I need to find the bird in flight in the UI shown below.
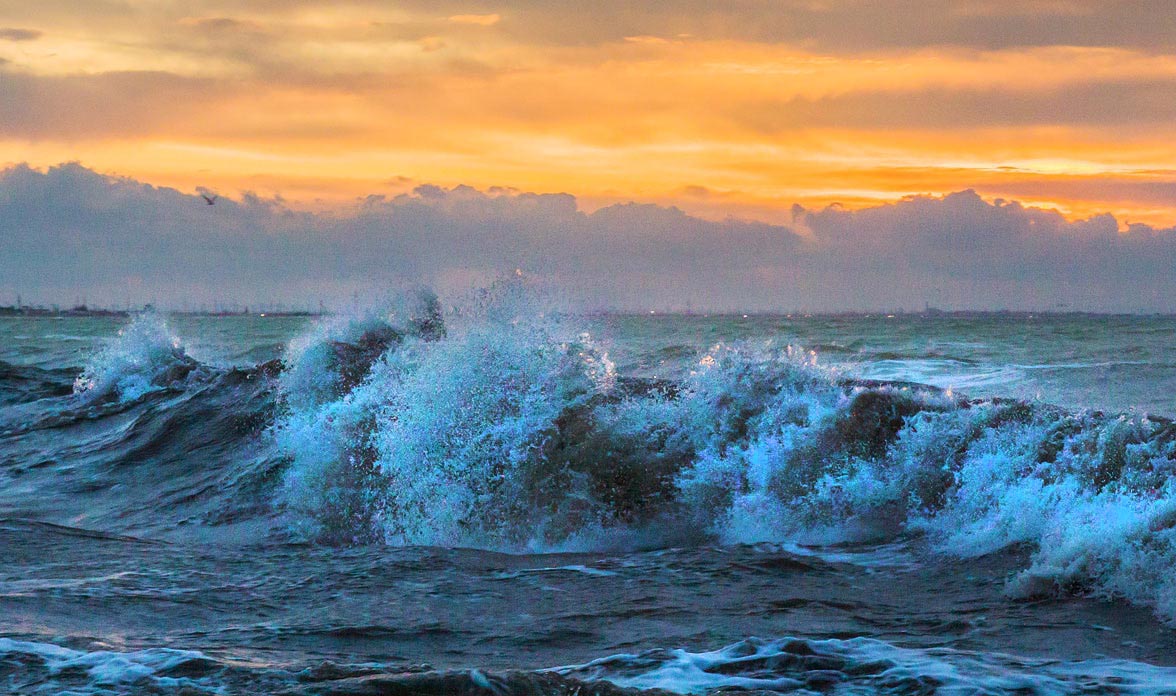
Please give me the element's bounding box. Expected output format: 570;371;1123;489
201;193;218;206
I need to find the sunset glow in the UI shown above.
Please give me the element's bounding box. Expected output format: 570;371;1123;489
3;1;1175;225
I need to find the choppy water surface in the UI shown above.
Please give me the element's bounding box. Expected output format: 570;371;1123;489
3;293;1176;694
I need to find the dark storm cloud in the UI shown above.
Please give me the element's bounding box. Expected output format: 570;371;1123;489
1;164;1174;312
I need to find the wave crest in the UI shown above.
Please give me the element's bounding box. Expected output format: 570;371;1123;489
271;288;1176;622
72;312;202;402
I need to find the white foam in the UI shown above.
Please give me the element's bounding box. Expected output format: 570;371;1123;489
492;564;619;579
0;637;219;694
555;636;1176;695
72;312;195;402
276;282;618;548
273;286;1176;624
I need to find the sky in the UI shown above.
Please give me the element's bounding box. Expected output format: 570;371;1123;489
1;1;1175;310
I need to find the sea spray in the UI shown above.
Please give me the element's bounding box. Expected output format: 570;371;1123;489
271;288;1176;622
274;289;946;550
275;283;622;546
72;311;201;403
11;307;1176;695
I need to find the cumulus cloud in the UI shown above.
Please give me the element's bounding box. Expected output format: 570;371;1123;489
0;163;1174;312
795;191;1176;310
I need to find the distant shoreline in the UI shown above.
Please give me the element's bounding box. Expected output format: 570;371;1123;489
2;306;1173;319
0;306;322;318
598;309;1176;319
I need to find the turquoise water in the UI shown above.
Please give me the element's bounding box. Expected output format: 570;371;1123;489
3;306;1176;695
5;312;1172;416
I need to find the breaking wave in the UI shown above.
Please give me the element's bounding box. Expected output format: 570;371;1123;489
5;286;1176;624
0;311;282;537
271;283;1176;623
72;311;208;403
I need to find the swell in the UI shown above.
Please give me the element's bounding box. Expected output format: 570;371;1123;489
5;634;1176;696
0;360;76;407
269;286;1176;623
0;314;286;539
5;292;1176;624
555;636;1176;695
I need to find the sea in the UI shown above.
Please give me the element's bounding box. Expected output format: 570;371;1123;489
3;286;1176;695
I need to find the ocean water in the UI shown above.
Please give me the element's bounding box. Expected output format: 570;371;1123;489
3;288;1176;695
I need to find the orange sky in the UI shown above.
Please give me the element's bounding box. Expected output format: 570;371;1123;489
2;1;1176;227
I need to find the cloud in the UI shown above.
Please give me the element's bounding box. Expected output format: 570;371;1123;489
986;176;1176;210
178;16;267;36
448;14;500;26
0;164;1174;312
0;27;41;41
0;70;224;139
388;0;1176;52
736;79;1176;132
794;190;1176;310
3;1;1176;222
